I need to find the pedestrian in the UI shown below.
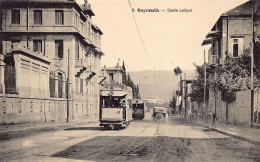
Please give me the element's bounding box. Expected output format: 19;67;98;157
208;111;212;120
212;112;217;127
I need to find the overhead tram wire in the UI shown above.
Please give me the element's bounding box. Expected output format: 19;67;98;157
127;0;154;69
127;0;157;87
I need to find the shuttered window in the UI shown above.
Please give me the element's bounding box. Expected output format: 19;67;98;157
34;10;42;25
11;10;20;24
75;78;78;92
80;79;83;93
55;40;63;58
33;40;42;52
55;10;64;25
233;39;239;58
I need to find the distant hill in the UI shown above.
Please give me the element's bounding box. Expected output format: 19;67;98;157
129;70;195;103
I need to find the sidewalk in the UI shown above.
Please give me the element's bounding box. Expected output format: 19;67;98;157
0;116;99;141
193;119;260;146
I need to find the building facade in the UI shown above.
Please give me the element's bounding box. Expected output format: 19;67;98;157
0;0;104;124
100;62;133;109
202;0;260;124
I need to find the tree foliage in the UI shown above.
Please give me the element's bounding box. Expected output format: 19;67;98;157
190;64;209;104
209;54;258;103
169;94;176;111
174;66;183;76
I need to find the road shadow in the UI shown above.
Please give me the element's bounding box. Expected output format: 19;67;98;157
64;126;105;131
52;135;260;162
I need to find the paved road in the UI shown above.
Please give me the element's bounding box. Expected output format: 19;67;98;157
1;114;260;162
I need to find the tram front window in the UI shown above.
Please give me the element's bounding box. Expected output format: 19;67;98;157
133;104;144;109
102;97;125;108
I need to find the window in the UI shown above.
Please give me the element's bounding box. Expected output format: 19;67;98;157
233;39;239;58
232;38;243;58
34;10;42;25
80;78;83;93
49;72;55;98
109;73;114;81
88;22;91;38
33;40;42;52
55;10;64;25
0;41;2;54
55;40;63;58
58;73;63;98
76;41;79;58
11;40;20;49
75;78;79;92
0;11;2;29
11;10;20;24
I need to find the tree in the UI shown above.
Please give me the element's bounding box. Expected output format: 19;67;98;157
173;66;183;109
190;64;210;104
208;53;258;121
174;66;183;76
169;93;177;112
122;61;127;85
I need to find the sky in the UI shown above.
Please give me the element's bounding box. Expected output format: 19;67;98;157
76;0;249;71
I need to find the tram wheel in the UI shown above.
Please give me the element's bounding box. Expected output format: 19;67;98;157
155;113;164;121
109;124;114;130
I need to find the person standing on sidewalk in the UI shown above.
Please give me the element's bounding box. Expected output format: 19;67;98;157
212;112;217;127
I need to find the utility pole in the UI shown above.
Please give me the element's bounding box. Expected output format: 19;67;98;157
67;49;70;123
251;0;255;126
184;71;187;119
204;50;207;120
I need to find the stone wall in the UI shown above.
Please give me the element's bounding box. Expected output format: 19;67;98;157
0;94;93;124
208;89;251;125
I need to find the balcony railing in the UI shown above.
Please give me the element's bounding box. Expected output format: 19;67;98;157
211;55;219;65
75;59;87;68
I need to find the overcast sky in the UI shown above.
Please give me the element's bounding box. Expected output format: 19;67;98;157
76;0;248;71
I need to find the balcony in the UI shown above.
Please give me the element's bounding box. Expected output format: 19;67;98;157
211;55;218;65
75;59;87;68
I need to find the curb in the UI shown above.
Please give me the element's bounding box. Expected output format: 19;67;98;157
193;120;260;146
0;119;99;133
210;127;260;146
0;119;99;141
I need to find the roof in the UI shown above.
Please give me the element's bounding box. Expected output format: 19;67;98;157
0;0;87;21
92;24;103;34
209;0;254;32
102;66;124;72
222;0;252;16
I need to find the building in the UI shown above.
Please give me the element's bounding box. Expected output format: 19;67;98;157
180;78;194;117
202;0;260;124
0;0;104;124
100;62;133;108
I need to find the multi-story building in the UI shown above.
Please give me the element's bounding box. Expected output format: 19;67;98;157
202;0;260;124
180;78;194;117
204;0;260;68
0;0;104;124
100;62;133;108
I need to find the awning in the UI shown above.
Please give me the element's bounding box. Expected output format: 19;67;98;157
206;31;221;38
201;38;212;46
101;90;128;97
98;75;106;84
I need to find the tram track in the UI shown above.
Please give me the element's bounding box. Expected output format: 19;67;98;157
108;124;160;162
66;124;160;162
0;127;119;161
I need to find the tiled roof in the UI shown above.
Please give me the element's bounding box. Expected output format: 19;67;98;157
222;0;252;16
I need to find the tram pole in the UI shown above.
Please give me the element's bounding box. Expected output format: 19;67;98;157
250;0;255;126
67;49;70;123
204;50;207;121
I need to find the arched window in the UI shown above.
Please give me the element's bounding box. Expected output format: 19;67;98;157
58;73;63;98
49;71;55;98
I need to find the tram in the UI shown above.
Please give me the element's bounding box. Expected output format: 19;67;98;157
99;87;133;129
132;99;146;120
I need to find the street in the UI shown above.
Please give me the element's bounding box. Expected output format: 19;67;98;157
1;114;260;162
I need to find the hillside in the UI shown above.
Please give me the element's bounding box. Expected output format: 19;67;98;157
129;70;195;103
